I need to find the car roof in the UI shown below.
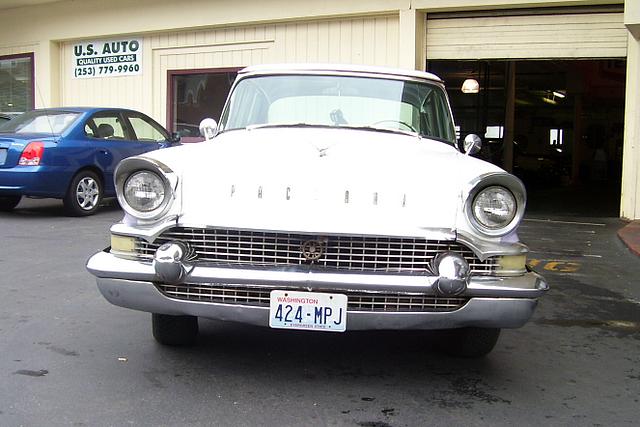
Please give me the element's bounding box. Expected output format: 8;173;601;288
27;107;143;114
239;63;444;83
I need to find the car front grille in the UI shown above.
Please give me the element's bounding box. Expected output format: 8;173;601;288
154;283;469;312
135;227;497;274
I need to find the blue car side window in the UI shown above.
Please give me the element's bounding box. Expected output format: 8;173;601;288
127;114;169;142
85;116;127;140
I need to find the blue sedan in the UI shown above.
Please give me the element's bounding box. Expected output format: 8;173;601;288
0;107;179;215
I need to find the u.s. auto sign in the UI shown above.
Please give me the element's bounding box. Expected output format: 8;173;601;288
72;39;142;79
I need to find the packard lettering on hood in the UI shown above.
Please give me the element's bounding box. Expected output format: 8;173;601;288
86;64;548;358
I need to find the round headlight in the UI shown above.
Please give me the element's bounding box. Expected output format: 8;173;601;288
472;186;517;230
123;170;166;213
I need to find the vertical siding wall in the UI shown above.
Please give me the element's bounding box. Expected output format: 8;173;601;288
61;15;399;125
426;12;627;59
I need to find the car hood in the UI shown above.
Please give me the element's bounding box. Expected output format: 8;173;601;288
147;127;504;237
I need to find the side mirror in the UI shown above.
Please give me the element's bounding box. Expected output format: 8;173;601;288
169;132;182;144
462;134;482;156
199;118;218;141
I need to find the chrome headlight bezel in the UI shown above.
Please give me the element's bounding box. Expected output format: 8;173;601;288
115;157;176;221
464;173;526;237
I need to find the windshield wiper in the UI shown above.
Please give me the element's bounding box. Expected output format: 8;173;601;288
245;123;315;131
240;123;448;142
339;125;421;138
343;125;459;146
245;123;420;136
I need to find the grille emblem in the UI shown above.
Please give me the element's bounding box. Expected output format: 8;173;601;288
301;240;324;261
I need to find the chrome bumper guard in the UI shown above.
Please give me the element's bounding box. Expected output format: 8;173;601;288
87;249;548;330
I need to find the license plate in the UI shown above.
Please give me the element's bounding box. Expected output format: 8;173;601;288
0;149;6;165
269;290;347;332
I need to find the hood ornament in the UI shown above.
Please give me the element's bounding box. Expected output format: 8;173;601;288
311;142;333;158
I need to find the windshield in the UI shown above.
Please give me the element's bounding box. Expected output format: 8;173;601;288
219;74;457;143
0;110;81;135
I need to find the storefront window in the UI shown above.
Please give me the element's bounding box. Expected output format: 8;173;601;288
0;53;33;113
169;70;237;142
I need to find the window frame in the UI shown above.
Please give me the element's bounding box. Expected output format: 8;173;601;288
84;111;133;141
219;74;457;144
0;52;35;113
166;67;241;138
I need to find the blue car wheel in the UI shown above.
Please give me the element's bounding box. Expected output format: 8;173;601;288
0;195;21;212
63;170;103;216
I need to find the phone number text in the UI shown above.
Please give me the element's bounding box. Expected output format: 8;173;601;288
74;64;140;77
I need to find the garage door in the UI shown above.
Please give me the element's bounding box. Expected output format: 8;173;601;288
426;10;627;60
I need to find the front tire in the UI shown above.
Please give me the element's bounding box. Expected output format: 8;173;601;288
438;327;501;358
63;170;103;216
0;195;21;211
152;314;199;346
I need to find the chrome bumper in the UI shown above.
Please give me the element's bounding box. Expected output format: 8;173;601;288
87;249;548;330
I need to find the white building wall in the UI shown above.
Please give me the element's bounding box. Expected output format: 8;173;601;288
0;43;38;57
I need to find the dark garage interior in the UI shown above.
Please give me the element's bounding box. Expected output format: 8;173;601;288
428;59;626;217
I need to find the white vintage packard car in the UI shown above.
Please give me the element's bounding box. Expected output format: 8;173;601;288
87;64;548;357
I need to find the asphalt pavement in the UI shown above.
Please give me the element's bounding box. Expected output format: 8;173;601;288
0;198;638;426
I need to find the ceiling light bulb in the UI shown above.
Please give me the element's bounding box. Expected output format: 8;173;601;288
461;79;480;94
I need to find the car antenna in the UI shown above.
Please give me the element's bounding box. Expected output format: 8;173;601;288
34;78;57;136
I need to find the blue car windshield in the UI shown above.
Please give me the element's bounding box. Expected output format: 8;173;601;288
0;110;81;135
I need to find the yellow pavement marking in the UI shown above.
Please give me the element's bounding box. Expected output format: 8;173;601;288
528;259;581;273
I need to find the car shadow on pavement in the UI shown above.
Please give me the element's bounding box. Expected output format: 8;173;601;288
147;320;517;411
3;197;121;217
169;319;505;374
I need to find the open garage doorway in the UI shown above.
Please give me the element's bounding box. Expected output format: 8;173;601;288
428;59;626;217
